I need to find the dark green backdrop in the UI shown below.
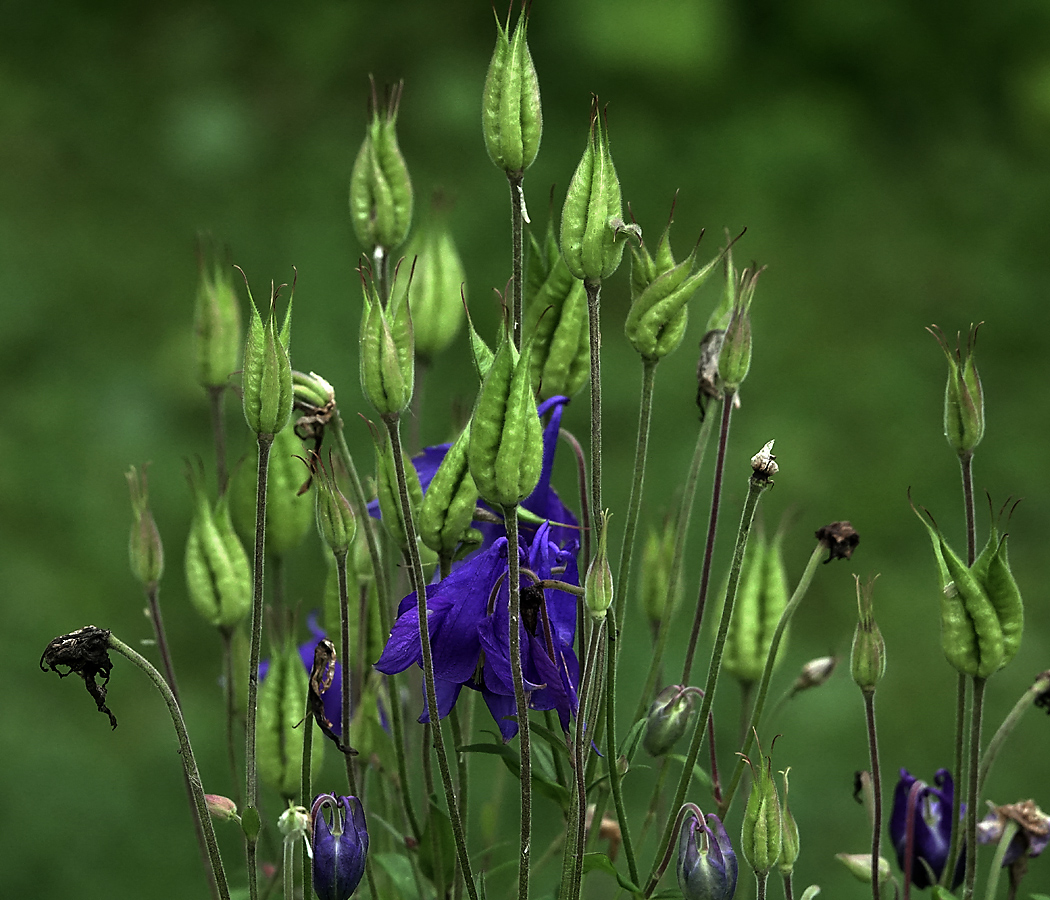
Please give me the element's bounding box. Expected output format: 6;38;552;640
5;1;1050;897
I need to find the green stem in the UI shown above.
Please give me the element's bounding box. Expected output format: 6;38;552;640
509;173;525;351
614;357;658;629
221;628;243;808
645;471;772;896
783;871;795;900
756;870;768;900
718;542;826;819
283;833;295;900
245;432;274;900
963;676;986;900
983;820;1019;900
633;406;717;725
584;279;603;520
108;634;230;900
384;414;479;900
334;549;353;780
864;691;883;900
301;701;313;900
681;390;735;683
604;610;640;887
978;670;1050;796
502;504;532;900
943;673;969;889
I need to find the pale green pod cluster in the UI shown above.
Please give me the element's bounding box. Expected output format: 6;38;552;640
231;425;314;558
242;277;293;438
723;525;790;685
417;425;480;559
914;502;1024;678
360;263;414;417
626;221;720;362
405;214;466;363
482;4;542;175
560;98;640;284
193;240;241;390
184;467;251;631
467;339;544;509
524;217;589;399
741;739;783;877
257;638;323;798
350;80;413;253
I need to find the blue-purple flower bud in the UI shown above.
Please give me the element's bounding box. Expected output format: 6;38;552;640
677;806;739;900
311;793;369;900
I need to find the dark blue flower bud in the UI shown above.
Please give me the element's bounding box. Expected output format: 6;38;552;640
677;806;739;900
311;793;369;900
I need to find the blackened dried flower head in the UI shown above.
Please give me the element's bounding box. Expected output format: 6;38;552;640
1034;671;1050;715
40;626;117;728
815;521;859;563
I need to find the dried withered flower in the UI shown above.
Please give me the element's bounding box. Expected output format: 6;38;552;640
40;626;117;728
815;521;859;563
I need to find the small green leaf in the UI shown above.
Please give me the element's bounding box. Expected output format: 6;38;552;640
419;799;456;896
582;852;641;893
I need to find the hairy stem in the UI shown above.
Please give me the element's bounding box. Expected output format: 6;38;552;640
864;691;883;900
963;676;986;900
978;670;1050;795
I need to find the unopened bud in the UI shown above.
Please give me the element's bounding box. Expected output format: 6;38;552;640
193;239;241;390
585;512;614;620
741;735;782;876
126;465;164;587
836;853;891;885
791;656;838;694
928;323;984;458
851;576;886;693
241;273;293;438
205;794;240;823
778;770;800;875
314;456;356;557
643;685;697;757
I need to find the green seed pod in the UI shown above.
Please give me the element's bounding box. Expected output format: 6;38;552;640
314;458;356;558
481;3;542;175
971;509;1024;669
641;513;682;631
257;638;323;798
642;685;696;757
585;512;614;620
418;425;479;558
375;430;424;552
193;240;241;390
404;211;466;363
719;263;762;394
929;323;984;458
559;97;641;284
466;302;496;382
468;338;544;508
359;263;415;417
741;737;783;877
349;79;413;253
625;219;721;361
126;465;164;588
723;524;790;685
184;467;251;631
242;275;293;438
523;216;589;399
778;770;800;875
231;425;314;558
850;575;887;694
913;502;1012;678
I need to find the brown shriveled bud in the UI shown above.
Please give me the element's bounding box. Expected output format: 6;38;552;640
815;521;859;563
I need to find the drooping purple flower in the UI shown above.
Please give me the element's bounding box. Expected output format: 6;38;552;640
889;768;965;889
977;799;1050;868
311;793;368;900
375;520;580;740
677;807;738;900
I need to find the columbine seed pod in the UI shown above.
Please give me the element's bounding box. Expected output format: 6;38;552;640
184;467;251;631
242;275;293;437
257;638;323;797
625;217;720;362
314;457;356;558
851;575;887;693
585;511;614;620
126;465;164;588
741;737;783;877
404;210;466;362
194;240;241;390
468;338;544;508
641;514;682;631
349;80;413;254
559;97;641;284
417;425;479;558
481;2;542;175
374;430;423;552
928;323;984;458
723;523;790;685
914;501;1024;678
643;685;697;757
778;770;800;875
523;215;589;399
359;263;414;417
719;263;763;394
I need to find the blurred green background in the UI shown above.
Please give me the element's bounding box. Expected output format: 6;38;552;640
5;0;1050;897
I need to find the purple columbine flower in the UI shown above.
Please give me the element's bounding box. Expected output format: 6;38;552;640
889;767;965;889
977;800;1050;867
374;520;580;740
310;793;368;900
677;807;738;900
